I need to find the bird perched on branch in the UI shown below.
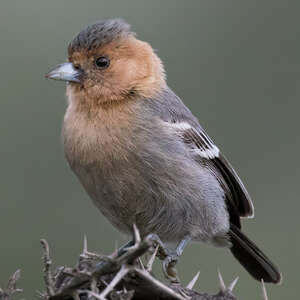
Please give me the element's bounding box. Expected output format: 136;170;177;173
46;19;281;284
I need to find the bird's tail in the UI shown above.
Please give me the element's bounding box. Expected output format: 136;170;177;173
229;224;282;284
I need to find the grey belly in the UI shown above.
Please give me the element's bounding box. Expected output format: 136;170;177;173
71;150;230;245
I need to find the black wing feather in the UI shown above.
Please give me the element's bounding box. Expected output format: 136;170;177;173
179;125;254;220
213;154;254;218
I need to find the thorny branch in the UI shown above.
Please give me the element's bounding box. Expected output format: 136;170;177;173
0;228;272;300
36;229;247;300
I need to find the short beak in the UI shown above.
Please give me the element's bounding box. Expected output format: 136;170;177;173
45;62;82;83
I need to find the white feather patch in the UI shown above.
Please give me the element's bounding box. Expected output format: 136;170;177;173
170;121;192;131
170;121;220;159
191;144;220;159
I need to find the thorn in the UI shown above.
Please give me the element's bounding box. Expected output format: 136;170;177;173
86;290;106;300
146;245;159;272
186;271;200;290
99;265;129;299
83;235;87;254
11;269;21;282
217;269;226;292
138;257;145;271
133;223;141;245
36;290;47;299
114;240;119;253
134;268;186;300
228;276;239;292
91;276;99;293
178;289;191;299
72;291;81;300
261;279;269;300
80;236;103;260
100;279;108;287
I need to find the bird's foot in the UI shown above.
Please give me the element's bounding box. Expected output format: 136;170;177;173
163;253;180;283
116;240;135;257
147;234;182;283
147;234;169;259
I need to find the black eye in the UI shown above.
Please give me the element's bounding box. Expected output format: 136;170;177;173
95;56;110;69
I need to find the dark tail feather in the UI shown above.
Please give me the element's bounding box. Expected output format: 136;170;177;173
229;224;282;284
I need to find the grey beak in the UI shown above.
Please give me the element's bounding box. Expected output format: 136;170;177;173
45;62;82;83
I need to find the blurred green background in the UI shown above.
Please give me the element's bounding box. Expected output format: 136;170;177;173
0;0;299;299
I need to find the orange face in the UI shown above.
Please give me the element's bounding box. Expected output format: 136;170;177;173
67;36;166;105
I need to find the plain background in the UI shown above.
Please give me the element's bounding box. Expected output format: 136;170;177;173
0;1;299;299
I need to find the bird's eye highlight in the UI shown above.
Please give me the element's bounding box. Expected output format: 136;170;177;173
95;56;110;69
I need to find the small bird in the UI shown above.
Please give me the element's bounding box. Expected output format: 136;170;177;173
46;19;281;284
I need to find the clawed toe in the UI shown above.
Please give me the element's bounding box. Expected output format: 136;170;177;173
163;255;180;283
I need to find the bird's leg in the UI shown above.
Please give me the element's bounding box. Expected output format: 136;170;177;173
148;234;169;259
148;234;191;283
94;239;135;270
116;239;135;257
162;236;191;283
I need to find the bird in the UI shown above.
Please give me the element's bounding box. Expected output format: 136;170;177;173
46;18;281;284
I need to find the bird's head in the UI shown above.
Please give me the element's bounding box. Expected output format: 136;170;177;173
46;19;166;107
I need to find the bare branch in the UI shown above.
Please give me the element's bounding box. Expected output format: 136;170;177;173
40;239;55;296
99;265;129;299
0;270;23;300
134;268;187;300
146;245;158;272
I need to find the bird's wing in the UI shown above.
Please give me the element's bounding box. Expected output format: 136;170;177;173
148;88;254;223
168;120;254;221
151;88;280;282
